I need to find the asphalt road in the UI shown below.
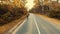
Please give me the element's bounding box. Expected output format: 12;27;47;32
12;13;60;34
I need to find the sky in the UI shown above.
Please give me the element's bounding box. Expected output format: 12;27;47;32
25;0;35;11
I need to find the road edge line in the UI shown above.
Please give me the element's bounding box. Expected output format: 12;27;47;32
11;18;27;34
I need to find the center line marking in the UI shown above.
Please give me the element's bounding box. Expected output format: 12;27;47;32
31;14;41;34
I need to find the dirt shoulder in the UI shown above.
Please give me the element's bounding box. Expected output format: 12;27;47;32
0;14;27;34
36;14;60;26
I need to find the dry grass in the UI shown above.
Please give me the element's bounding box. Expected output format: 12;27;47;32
0;15;26;34
36;14;60;25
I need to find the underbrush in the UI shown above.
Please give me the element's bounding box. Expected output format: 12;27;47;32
30;5;60;19
0;4;27;26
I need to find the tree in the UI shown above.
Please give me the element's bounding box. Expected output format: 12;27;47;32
57;0;59;3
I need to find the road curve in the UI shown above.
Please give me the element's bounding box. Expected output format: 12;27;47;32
12;13;60;34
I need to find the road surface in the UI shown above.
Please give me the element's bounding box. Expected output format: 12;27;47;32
12;13;60;34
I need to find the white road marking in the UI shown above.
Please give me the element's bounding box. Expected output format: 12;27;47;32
12;19;27;34
31;14;41;34
10;13;41;34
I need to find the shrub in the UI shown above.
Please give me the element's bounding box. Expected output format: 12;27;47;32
0;3;27;25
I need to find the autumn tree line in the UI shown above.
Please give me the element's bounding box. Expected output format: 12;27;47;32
30;0;60;19
0;1;27;25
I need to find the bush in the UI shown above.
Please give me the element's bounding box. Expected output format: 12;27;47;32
48;10;60;19
0;4;9;15
0;3;27;25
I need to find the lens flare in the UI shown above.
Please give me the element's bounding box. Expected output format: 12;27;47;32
25;0;35;11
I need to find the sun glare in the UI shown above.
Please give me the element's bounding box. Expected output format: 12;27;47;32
25;0;35;11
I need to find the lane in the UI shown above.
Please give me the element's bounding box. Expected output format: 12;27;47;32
12;13;60;34
33;14;60;34
31;14;41;34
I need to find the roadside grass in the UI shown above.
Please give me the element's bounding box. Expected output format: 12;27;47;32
36;13;60;25
0;13;28;34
